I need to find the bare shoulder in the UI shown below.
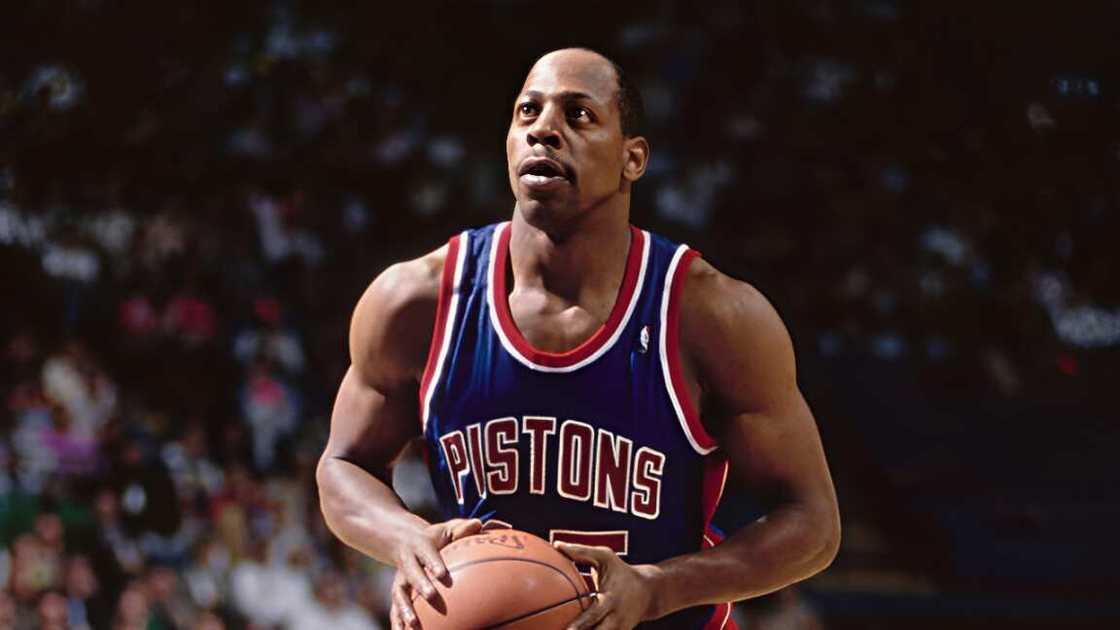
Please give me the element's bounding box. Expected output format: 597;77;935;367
679;257;797;411
349;244;449;391
681;257;790;350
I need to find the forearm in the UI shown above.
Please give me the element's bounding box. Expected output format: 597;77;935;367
316;455;431;566
643;503;840;620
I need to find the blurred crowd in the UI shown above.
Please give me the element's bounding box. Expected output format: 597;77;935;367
1;1;1117;628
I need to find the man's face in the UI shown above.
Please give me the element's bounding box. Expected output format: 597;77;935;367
506;50;630;229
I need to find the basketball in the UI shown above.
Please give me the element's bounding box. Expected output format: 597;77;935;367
412;529;593;629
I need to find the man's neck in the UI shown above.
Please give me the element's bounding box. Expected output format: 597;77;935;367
507;205;632;306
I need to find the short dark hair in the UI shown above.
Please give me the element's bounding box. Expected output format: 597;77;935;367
586;52;649;138
602;54;645;138
538;48;646;138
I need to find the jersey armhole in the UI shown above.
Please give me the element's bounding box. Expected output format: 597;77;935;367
659;246;719;455
419;231;469;431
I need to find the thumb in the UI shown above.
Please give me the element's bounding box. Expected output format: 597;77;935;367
446;518;483;542
553;541;613;566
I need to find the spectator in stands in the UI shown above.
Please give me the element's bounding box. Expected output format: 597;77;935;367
285;570;379;630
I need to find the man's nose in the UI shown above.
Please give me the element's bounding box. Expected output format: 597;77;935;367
527;109;562;149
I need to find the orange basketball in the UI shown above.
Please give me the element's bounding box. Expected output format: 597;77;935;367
412;529;593;629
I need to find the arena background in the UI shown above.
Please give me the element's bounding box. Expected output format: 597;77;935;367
1;1;1117;628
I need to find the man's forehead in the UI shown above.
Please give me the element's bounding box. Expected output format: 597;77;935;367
520;49;617;102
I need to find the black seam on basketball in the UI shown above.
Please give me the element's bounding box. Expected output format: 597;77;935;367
407;556;588;605
484;592;596;629
446;556;586;599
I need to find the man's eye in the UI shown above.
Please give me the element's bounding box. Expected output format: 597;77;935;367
519;103;539;116
568;106;592;121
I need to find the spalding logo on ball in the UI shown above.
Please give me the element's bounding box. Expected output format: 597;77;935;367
411;529;594;629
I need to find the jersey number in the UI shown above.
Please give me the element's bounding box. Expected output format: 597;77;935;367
549;529;630;591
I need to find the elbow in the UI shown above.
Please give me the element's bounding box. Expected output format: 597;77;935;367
315;455;343;532
315;453;332;503
808;504;841;575
821;514;842;570
315;452;332;491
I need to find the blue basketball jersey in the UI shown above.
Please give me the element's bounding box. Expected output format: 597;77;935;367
420;221;734;629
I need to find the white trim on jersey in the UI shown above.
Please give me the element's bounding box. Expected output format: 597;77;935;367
421;230;469;431
486;222;652;373
659;245;719;456
716;603;732;629
716;458;730;505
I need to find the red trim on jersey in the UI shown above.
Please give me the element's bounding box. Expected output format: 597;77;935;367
704;601;736;630
665;249;719;451
701;453;730;531
490;224;645;368
701;451;733;627
418;235;461;420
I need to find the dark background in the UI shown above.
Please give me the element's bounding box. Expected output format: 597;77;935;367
1;1;1117;628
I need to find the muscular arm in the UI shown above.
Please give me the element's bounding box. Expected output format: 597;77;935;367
317;251;442;563
317;248;484;629
559;258;840;628
645;258;841;617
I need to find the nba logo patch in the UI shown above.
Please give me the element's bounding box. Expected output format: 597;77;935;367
638;325;651;354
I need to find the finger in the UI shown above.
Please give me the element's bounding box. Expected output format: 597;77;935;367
481;519;513;531
392;602;413;630
554;541;615;566
430;518;473;548
392;582;419;629
589;616;620;630
392;573;418;630
401;553;438;603
390;599;400;630
389;573;402;630
565;593;611;630
415;542;450;583
597;616;623;630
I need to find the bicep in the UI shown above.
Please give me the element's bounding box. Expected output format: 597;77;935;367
717;316;831;507
323;366;420;479
719;391;834;512
322;258;440;477
689;271;836;512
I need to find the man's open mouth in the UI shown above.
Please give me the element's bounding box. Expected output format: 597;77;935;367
519;157;571;181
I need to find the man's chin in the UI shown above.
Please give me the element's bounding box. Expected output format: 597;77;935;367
515;198;582;233
517;192;571;212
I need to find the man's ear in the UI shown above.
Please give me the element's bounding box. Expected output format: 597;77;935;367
622;135;650;183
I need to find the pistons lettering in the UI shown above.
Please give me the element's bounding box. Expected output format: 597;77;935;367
484;417;518;495
439;416;665;519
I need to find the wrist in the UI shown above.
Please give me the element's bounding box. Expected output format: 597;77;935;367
389;513;433;553
634;563;669;622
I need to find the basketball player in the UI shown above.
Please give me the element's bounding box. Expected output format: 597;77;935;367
318;48;840;629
